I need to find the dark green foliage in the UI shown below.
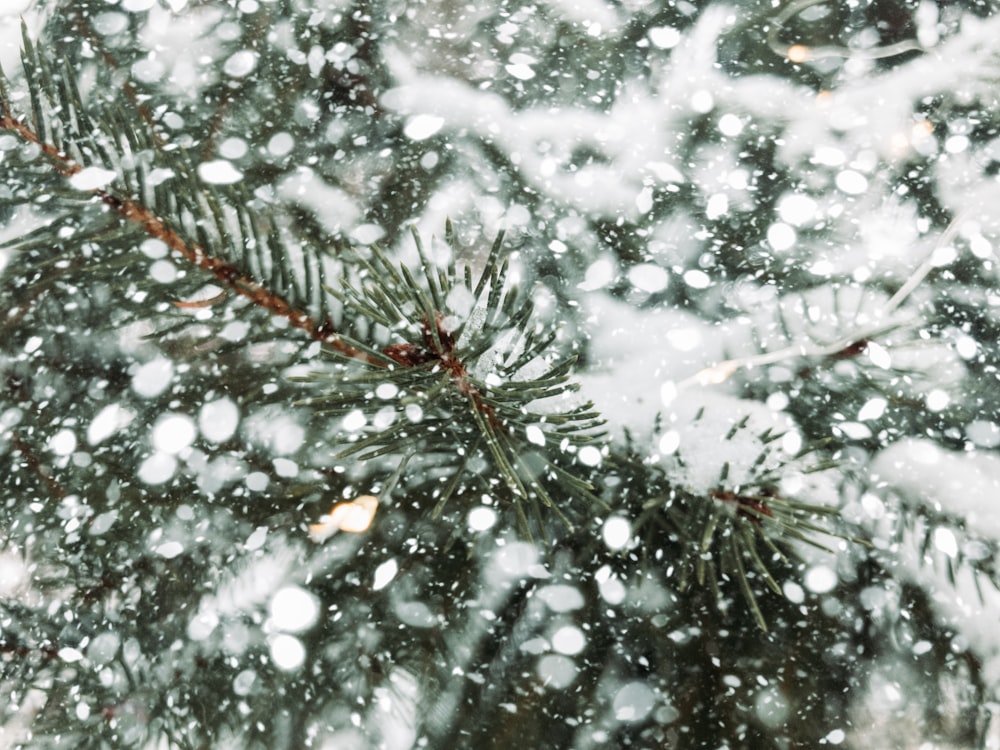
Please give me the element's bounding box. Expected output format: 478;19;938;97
1;1;998;748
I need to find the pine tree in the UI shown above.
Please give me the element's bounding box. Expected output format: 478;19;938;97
2;1;1000;748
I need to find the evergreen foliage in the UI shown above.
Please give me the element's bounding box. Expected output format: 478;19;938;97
2;1;1000;748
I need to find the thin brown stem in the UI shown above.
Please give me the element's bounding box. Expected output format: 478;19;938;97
0;106;378;365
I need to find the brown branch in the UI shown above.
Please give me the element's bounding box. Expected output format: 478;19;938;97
0;105;378;365
1;98;509;437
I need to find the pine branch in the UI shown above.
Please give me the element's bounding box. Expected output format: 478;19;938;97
1;31;606;539
0;74;369;365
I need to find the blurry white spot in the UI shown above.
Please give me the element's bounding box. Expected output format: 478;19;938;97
493;541;539;577
813;146;845;166
727;168;749;190
351;223;385;244
781;430;801;455
223;50;258;78
267;132;294;157
133;57;165;83
139;238;170;260
87;631;120;665
648;26;681;48
809;260;834;276
969;235;992;259
246;472;269;491
87;404;135;445
837;422;871;440
660;381;678;406
690;90;714;113
860;492;885;519
804;565;837;594
754;685;790;729
579;257;616;290
151;413;196;454
718;114;743;137
505;63;535;80
578;445;602;467
149;259;176;283
926;389;949;412
421;151;439;169
148;168;175;186
782;581;804;603
823;729;846;745
666;327;702;351
122;0;155;10
777;194;817;226
536;654;577;689
945;135;968;153
198;160;243;185
155;541;184;559
269;586;320;632
273;458;298;477
48;428;77;456
373;559;399;591
602;516;631;551
551;625;585;655
58;647;84;663
199;398;239;443
598;572;626;605
446;285;475;317
538;585;585;612
468;506;497;532
955;335;977;360
766;222;796;252
520;637;549;655
405;403;423;422
767;392;789;410
658;430;680;456
395;600;436;628
705;193;728;220
526;424;546;446
0;553;27;597
373;406;396;429
647;161;685;183
233;669;257;696
91;12;127;34
342;409;367;432
24;335;42;353
614;681;656;723
244;526;267;551
857;397;887;422
931;244;957;267
866;342;891;369
683;269;711;289
933;527;958;558
628;263;669;293
220;321;250;342
69;166;117;190
635;186;654;215
138;452;176;484
90;510;118;535
913;640;932;655
188;610;219;641
376;383;399;399
269;633;305;671
966;420;1000;448
219;137;248;159
404;114;444;141
835;170;868;195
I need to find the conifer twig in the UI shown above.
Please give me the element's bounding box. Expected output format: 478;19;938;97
0;97;377;365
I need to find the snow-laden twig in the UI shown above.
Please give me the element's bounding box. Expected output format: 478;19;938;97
679;213;965;390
